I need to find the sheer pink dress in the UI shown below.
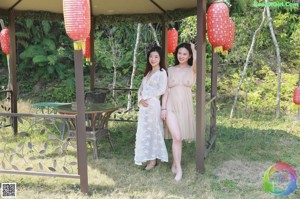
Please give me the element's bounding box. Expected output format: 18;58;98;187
165;66;196;141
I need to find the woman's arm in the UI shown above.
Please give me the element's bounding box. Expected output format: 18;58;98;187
160;86;168;120
191;43;197;74
138;80;148;107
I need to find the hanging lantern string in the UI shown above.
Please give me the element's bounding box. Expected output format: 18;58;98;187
6;55;9;65
0;19;4;29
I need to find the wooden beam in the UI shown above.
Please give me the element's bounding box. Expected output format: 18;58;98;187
74;48;88;194
195;0;206;173
0;170;80;179
0;9;8;17
8;10;18;135
90;16;95;91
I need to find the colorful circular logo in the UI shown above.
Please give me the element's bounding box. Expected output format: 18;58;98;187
263;162;298;196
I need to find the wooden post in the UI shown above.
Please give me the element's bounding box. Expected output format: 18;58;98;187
74;49;88;194
8;10;18;135
90;16;95;91
195;0;206;173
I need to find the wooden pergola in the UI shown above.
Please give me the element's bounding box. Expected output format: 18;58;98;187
0;0;215;194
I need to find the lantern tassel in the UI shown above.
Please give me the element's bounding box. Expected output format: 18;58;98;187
167;53;173;58
6;54;9;65
214;46;223;53
73;41;85;50
221;50;228;56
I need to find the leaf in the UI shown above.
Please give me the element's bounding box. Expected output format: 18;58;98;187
20;132;30;137
42;21;51;35
62;142;68;151
48;134;57;140
0;150;5;154
40;129;46;135
9;148;16;153
33;55;48;64
29;156;36;160
18;142;25;148
12;165;18;170
17;117;23;124
39;150;46;155
2;136;7;142
63;166;69;174
9;155;13;163
39;162;43;170
2;161;6;169
28;142;33;150
44;142;48;150
25;167;33;171
69;161;77;166
53;160;57;168
48;167;56;172
16;153;23;158
54;147;61;154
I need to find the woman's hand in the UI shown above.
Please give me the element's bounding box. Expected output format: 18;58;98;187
139;99;149;107
160;109;167;120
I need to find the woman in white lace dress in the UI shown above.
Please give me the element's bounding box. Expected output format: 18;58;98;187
134;46;168;170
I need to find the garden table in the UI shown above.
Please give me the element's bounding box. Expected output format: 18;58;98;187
31;102;71;139
56;103;119;159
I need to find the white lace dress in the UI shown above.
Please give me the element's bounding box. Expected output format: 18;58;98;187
134;69;168;165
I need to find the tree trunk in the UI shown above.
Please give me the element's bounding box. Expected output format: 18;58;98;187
110;39;117;98
266;0;282;119
149;23;160;46
230;7;266;118
127;23;141;110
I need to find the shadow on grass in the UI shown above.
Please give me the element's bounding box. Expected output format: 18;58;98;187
2;117;299;198
85;119;300;197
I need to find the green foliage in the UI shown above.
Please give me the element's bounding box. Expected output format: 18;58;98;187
16;19;74;83
218;64;299;114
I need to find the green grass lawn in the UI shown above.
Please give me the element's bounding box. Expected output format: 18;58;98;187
0;102;300;198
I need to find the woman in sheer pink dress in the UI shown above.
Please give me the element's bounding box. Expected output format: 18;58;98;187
161;43;196;181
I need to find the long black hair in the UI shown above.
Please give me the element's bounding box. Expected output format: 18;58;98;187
144;46;167;77
174;43;193;66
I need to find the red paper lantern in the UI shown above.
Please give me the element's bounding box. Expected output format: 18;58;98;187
0;28;10;55
167;28;178;54
63;0;91;42
207;2;229;53
82;35;90;61
222;18;235;56
293;87;300;104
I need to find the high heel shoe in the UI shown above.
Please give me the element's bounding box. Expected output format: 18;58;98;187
144;162;157;170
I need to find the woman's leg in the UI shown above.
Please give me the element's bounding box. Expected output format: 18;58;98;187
166;111;182;181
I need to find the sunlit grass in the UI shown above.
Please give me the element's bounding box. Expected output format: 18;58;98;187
0;100;299;198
